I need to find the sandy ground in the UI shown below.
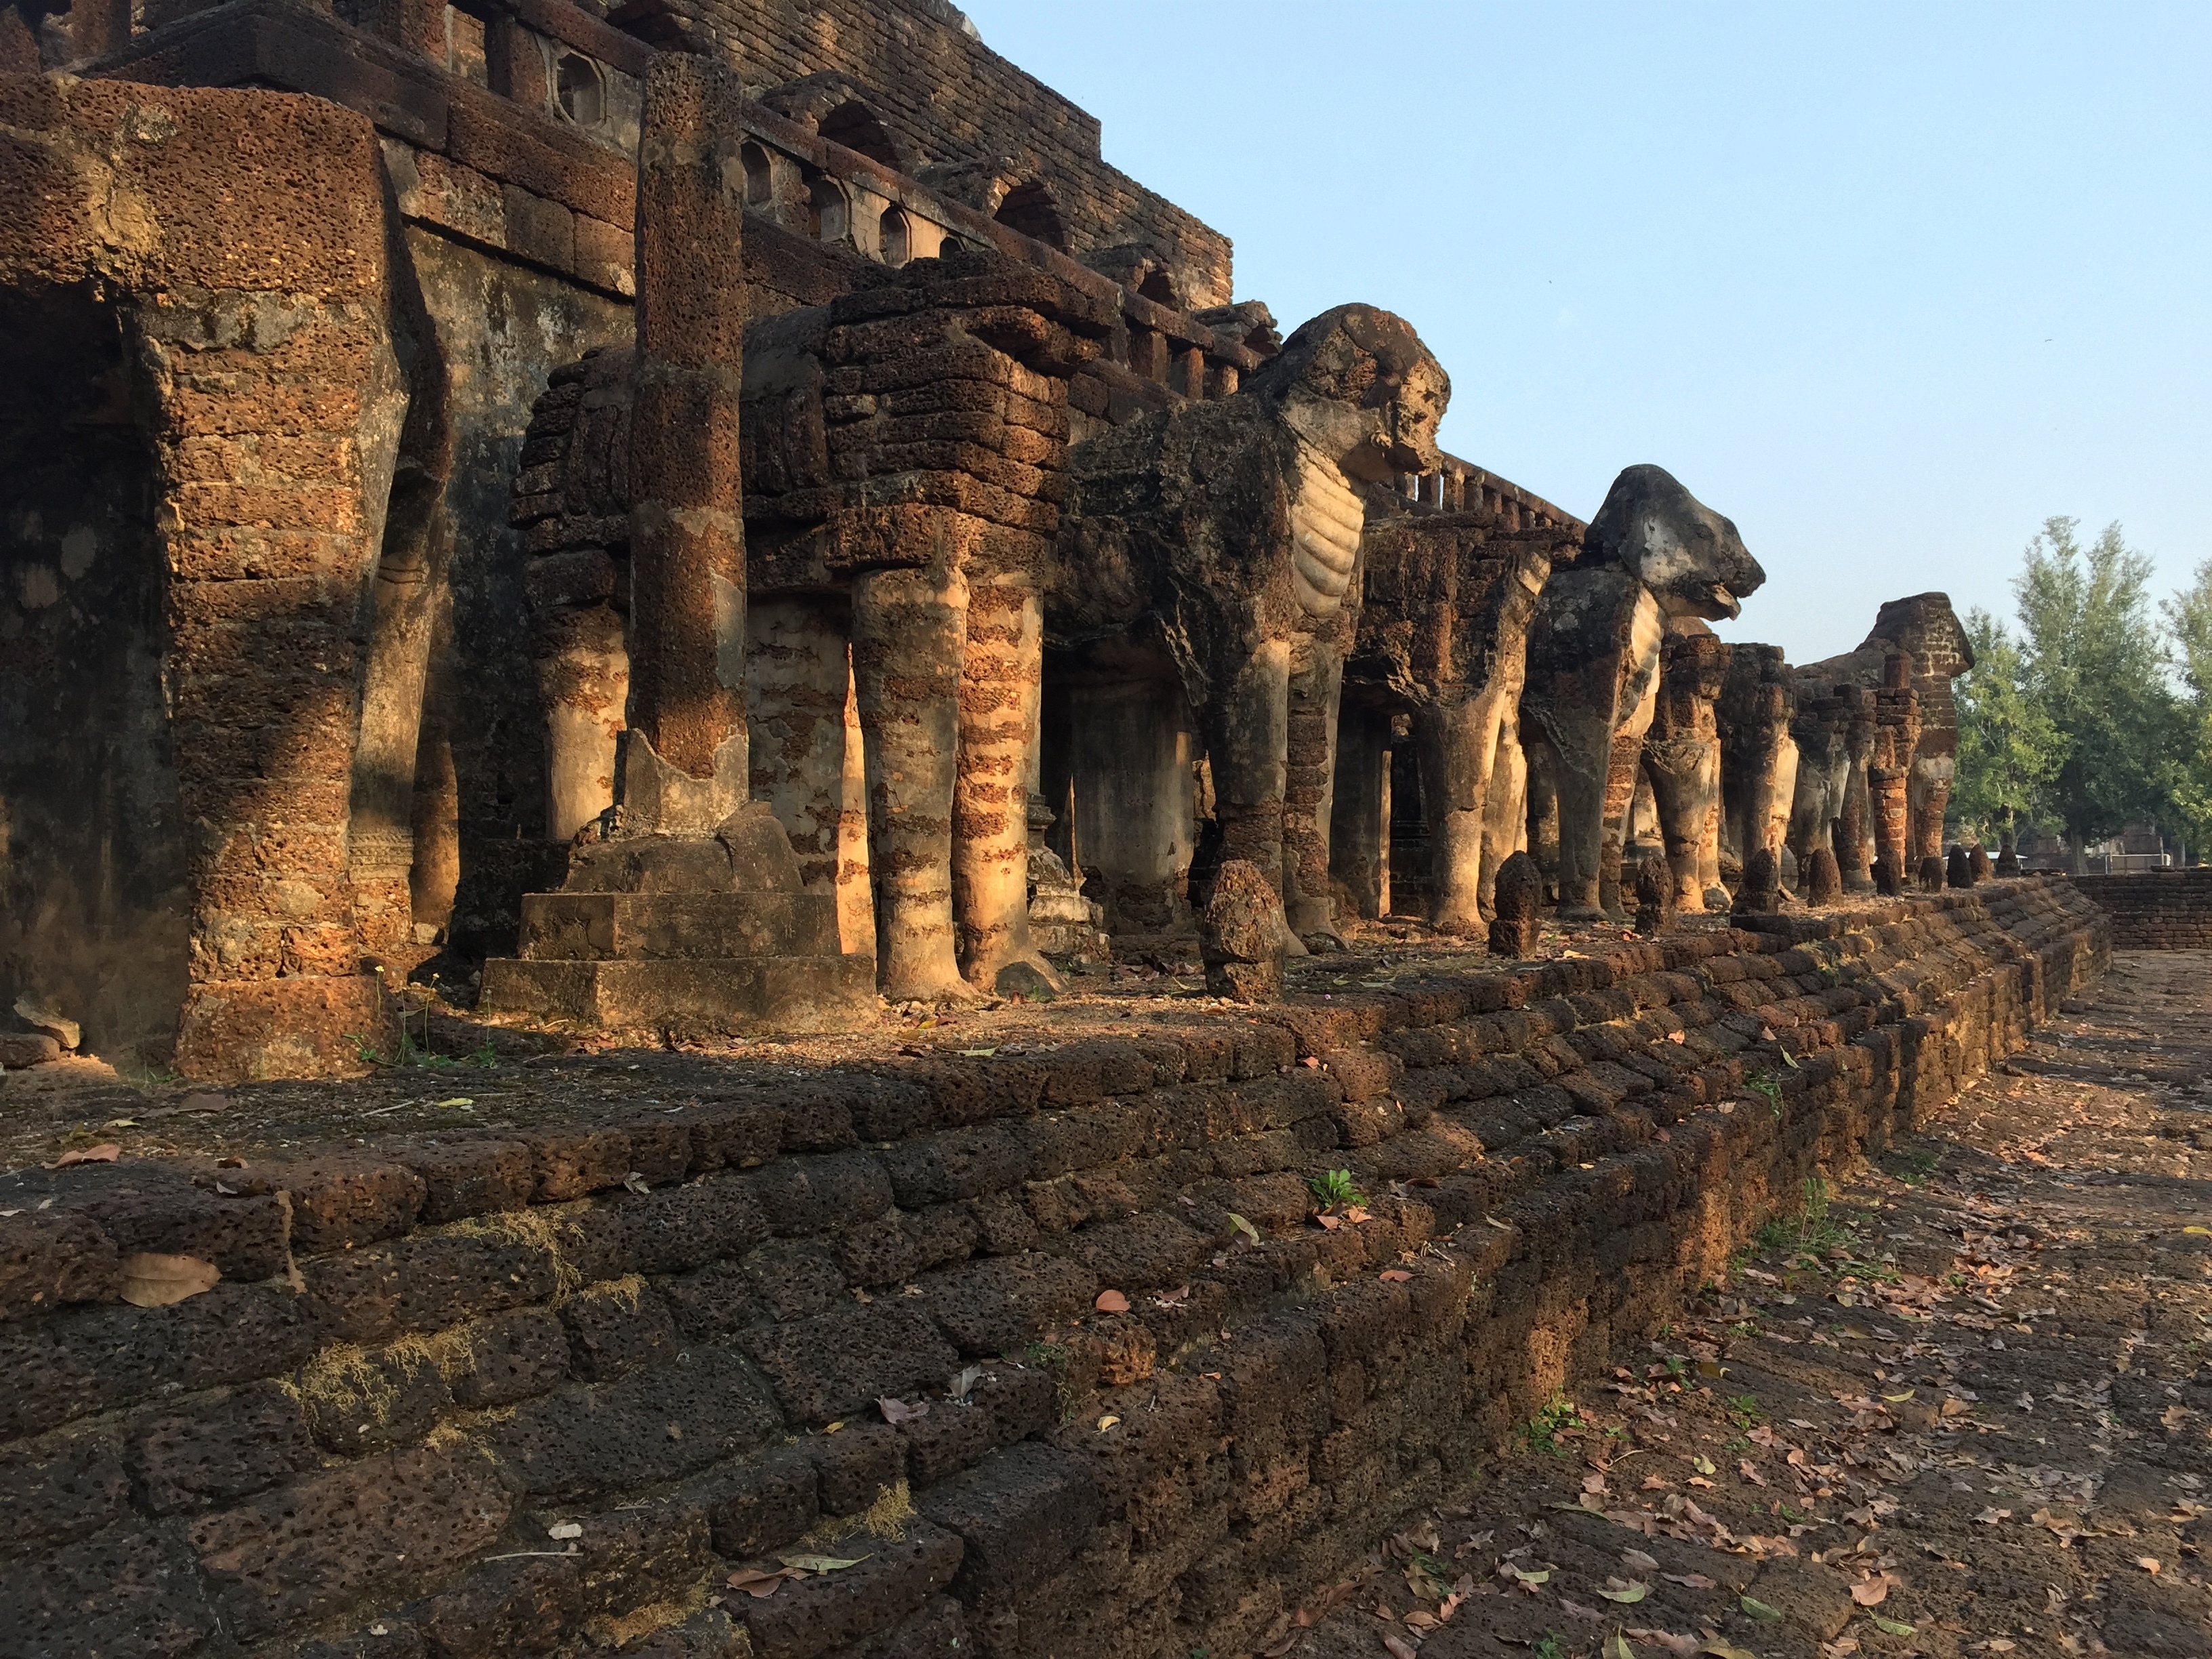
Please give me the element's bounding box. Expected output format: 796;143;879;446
1269;949;2212;1659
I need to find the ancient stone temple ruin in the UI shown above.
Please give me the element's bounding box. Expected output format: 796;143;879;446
0;5;2130;1658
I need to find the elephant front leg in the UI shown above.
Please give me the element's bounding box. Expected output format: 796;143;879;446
1204;637;1298;947
1643;735;1719;912
1418;685;1503;935
1479;701;1528;920
1541;709;1613;920
954;574;1060;994
1282;640;1343;942
853;562;976;1002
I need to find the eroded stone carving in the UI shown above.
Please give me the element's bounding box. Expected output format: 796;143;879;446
1343;512;1568;930
1522;466;1765;919
1053;304;1448;945
1642;628;1729;912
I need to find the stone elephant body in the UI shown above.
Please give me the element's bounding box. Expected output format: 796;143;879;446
1521;465;1765;919
1052;304;1448;944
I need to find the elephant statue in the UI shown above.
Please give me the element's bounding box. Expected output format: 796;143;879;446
1521;465;1765;920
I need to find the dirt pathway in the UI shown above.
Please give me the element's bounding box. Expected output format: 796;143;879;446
1273;950;2212;1659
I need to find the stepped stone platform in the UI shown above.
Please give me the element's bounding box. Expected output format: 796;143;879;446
479;806;876;1036
0;878;2106;1659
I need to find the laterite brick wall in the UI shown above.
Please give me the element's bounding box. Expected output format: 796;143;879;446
0;879;2106;1659
2070;869;2212;949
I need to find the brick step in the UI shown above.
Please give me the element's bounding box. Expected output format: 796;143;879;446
514;889;842;961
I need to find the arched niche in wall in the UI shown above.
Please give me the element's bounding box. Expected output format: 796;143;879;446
741;140;773;207
554;50;605;129
818;100;903;170
804;170;849;244
993;180;1067;251
880;204;912;266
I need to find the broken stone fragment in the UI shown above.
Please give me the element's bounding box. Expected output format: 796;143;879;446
1802;846;1843;907
1487;851;1542;958
1733;846;1782;916
12;996;79;1050
1200;860;1286;1002
0;1031;64;1068
1633;852;1673;937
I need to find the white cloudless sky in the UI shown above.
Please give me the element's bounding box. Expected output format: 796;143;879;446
958;1;2212;665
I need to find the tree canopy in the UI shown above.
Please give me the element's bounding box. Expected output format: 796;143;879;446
1949;517;2204;865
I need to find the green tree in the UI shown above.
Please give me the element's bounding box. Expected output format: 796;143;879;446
1949;607;2060;855
2160;556;2212;859
2010;517;2175;870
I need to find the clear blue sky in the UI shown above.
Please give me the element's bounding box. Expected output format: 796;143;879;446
961;1;2211;665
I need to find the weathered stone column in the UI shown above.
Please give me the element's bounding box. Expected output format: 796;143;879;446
478;56;872;1036
853;545;972;1001
617;54;749;834
955;565;1052;991
746;593;851;897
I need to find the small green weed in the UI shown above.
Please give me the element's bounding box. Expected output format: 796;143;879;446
1881;1145;1942;1187
1727;1393;1764;1429
1755;1176;1851;1263
1309;1168;1366;1212
1744;1071;1784;1120
1534;1637;1566;1659
1521;1391;1581;1456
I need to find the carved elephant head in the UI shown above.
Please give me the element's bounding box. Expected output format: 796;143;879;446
1587;464;1765;621
1245;302;1449;483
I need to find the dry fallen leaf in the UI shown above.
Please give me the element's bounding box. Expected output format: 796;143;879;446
1976;1507;2011;1524
1664;1572;1717;1590
1094;1289;1131;1313
1850;1576;1890;1607
725;1567;796;1598
1379;1269;1413;1283
1598;1579;1649;1603
1740;1593;1784;1620
1382;1635;1418;1659
1097;1414;1120;1431
119;1252;219;1308
779;1553;868;1573
546;1521;582;1540
2136;1557;2162;1575
877;1395;927;1425
52;1143;121;1169
1622;1549;1660;1572
1868;1614;1916;1636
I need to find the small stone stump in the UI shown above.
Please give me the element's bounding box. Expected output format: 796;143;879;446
1200;860;1286;1002
1946;844;1972;888
1733;846;1782;916
1488;851;1543;957
1802;846;1843;907
1633;852;1673;937
1995;844;2021;878
1971;844;1995;883
1873;856;1904;897
1918;854;1947;893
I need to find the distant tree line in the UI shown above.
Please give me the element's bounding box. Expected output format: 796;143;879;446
1949;516;2212;869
